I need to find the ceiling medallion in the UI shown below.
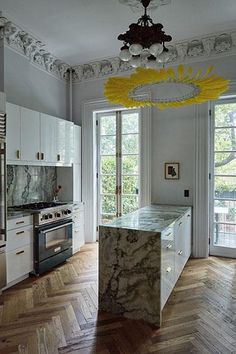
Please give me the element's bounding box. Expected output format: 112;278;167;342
104;65;229;109
118;0;172;68
119;0;171;12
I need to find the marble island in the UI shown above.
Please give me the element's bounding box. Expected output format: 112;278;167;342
99;204;192;327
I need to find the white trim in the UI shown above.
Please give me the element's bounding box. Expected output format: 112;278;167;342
82;96;151;243
193;103;209;258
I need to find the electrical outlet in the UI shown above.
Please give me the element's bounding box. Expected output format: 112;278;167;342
184;190;189;197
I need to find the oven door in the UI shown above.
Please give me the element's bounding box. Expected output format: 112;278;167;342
36;219;73;262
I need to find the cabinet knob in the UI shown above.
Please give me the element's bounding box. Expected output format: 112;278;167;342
178;250;183;255
166;267;172;273
179;221;182;226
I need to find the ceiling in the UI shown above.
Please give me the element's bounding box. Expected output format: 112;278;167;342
0;0;236;65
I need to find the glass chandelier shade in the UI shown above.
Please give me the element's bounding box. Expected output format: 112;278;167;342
118;0;172;68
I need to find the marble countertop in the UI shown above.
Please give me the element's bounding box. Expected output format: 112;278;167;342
7;211;33;220
101;204;191;233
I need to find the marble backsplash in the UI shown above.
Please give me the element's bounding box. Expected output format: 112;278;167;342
7;165;57;206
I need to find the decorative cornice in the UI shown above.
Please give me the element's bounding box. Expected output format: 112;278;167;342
72;30;236;83
0;16;70;81
118;0;171;12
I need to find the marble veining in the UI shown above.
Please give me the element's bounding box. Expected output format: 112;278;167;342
99;204;191;326
105;204;190;232
7;165;57;206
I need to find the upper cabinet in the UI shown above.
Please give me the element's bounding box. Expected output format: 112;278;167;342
6;103;75;166
74;125;81;164
6;103;21;161
21;107;40;162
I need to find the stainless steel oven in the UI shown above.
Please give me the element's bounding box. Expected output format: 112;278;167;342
34;219;73;275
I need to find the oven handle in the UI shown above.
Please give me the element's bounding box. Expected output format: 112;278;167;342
40;221;73;234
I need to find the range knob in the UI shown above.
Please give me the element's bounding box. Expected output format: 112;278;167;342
44;214;49;220
56;212;61;218
63;210;68;215
67;210;72;214
48;213;53;219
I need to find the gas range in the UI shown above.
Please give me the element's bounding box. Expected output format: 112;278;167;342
8;201;73;226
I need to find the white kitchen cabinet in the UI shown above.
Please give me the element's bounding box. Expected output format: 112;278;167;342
21;107;40;162
6;102;74;166
74;125;81;164
161;208;192;309
6;103;21;161
6;215;33;286
72;203;85;254
40;113;57;163
56;119;74;165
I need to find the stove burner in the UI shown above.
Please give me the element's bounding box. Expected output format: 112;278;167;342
10;201;67;210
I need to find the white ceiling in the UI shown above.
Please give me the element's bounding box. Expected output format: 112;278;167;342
0;0;236;65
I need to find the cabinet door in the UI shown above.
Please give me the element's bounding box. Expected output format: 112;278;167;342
56;118;66;164
73;163;81;202
40;113;57;163
21;107;40;162
6;103;21;161
74;125;81;164
7;244;33;284
65;121;74;165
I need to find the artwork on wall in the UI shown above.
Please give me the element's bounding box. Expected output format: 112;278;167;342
165;163;179;180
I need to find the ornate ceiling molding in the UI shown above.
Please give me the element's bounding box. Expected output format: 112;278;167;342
0;16;70;81
72;30;236;83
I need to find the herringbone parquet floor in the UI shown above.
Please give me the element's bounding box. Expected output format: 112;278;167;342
0;243;236;354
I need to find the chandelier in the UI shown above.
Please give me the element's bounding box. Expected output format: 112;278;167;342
118;0;172;68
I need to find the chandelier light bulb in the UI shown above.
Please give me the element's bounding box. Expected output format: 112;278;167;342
157;50;170;63
119;45;132;61
129;43;143;56
130;55;142;68
149;43;163;57
146;55;157;69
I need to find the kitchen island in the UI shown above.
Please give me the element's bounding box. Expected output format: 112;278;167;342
99;204;191;327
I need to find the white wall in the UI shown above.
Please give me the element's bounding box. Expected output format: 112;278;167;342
73;55;236;254
4;47;69;119
0;40;4;92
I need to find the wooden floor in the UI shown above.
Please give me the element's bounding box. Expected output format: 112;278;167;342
0;244;236;354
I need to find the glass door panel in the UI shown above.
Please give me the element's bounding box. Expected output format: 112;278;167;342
210;101;236;257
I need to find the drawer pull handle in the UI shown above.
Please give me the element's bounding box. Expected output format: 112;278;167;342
16;150;20;159
41;152;44;160
16;231;25;235
166;232;172;237
16;221;25;225
179;221;182;226
178;250;183;255
166;244;172;249
166;267;172;273
16;250;24;255
57;154;60;161
187;214;191;217
37;152;40;160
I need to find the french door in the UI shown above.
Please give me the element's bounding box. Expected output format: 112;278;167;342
97;109;140;225
210;99;236;257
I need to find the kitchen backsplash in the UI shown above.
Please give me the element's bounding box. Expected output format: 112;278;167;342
7;165;57;206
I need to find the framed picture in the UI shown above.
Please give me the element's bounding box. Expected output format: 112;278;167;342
165;162;180;180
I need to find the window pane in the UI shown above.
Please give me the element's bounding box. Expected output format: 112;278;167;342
215;176;236;199
215;104;236;127
101;175;116;194
122;196;139;214
214;223;236;248
122;155;139;174
214;128;236;151
122;176;139;195
122;112;139;134
101;156;116;174
214;199;236;223
100;136;116;155
215;153;236;175
122;134;139;154
101;195;116;215
100;115;116;135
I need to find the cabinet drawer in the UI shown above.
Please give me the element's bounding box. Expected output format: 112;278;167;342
7;244;33;284
7;225;33;252
7;215;33;231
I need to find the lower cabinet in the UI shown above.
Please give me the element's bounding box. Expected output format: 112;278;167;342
72;204;85;254
161;208;191;309
6;216;33;285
